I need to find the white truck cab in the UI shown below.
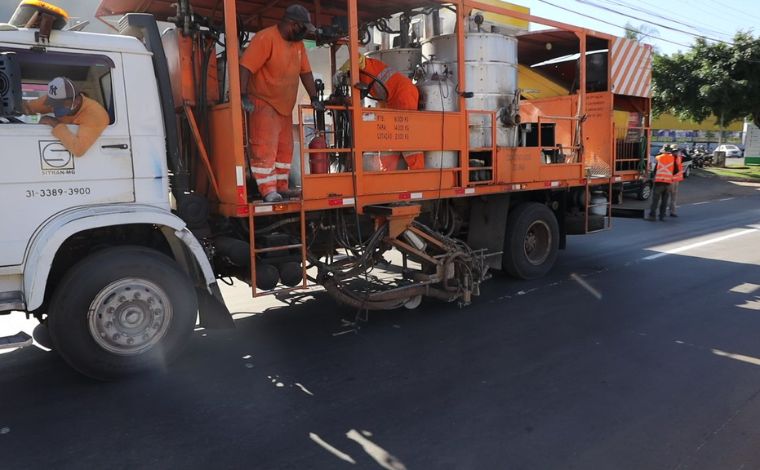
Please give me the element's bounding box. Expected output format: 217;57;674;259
0;15;231;379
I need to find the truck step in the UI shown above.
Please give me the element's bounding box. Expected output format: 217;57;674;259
0;291;24;312
0;332;33;350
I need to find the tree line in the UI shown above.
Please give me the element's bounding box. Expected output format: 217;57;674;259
632;23;760;132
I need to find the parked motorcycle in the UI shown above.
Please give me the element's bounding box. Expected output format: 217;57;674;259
691;145;709;168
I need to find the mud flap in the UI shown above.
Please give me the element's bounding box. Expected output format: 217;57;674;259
197;284;234;329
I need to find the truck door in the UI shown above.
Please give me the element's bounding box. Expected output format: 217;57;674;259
0;47;134;267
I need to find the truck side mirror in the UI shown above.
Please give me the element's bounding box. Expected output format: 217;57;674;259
0;52;22;117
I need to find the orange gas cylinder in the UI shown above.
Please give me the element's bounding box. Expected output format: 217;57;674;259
308;133;329;174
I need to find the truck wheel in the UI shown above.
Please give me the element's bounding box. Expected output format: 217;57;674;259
502;203;560;280
47;246;198;380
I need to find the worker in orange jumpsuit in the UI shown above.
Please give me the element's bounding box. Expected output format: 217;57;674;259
337;55;424;170
22;76;109;157
240;4;322;203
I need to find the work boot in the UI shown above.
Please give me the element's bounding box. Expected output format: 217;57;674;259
670;213;679;217
263;191;283;203
647;213;656;221
279;188;302;200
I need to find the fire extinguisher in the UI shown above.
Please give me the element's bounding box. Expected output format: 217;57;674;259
308;79;329;174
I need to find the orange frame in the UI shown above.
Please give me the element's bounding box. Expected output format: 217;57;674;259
204;0;645;222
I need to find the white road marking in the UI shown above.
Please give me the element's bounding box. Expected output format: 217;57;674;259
570;273;603;300
295;383;314;396
692;201;711;205
346;429;407;470
643;228;759;261
309;433;356;464
712;348;760;367
719;197;735;202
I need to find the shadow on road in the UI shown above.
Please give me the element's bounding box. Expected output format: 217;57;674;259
3;212;760;469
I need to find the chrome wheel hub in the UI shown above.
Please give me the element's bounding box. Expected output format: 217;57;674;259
88;278;172;355
524;220;551;266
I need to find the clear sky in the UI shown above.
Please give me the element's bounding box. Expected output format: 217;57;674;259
1;0;757;56
517;0;759;55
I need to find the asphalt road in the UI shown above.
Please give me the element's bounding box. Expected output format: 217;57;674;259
2;180;760;469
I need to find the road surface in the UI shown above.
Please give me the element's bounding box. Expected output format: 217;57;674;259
2;182;760;469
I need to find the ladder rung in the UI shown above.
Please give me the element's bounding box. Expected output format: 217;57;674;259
254;243;303;254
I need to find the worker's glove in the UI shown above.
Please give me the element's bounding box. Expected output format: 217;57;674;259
241;95;254;113
311;98;326;113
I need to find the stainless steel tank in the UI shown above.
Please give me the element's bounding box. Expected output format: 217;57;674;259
367;48;422;78
421;32;518;64
421;32;519;148
418;62;458;112
417;61;459;168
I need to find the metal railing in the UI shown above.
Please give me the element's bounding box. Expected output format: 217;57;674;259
614;126;650;173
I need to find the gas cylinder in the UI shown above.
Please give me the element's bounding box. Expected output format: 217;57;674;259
308;133;328;174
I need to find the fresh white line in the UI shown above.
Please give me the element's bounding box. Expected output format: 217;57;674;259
692;201;711;205
643;228;758;261
295;383;314;396
719;197;735;202
309;433;356;464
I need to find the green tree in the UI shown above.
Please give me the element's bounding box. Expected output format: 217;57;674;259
652;32;760;143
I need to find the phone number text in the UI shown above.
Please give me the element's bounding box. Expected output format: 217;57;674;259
25;187;92;198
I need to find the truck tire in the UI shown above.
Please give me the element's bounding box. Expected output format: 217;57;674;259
47;246;198;380
502;203;560;280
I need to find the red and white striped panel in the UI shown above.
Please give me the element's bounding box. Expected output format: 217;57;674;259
610;37;653;98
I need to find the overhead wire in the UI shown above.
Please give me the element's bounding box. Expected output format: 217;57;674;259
592;0;733;40
637;0;748;37
536;0;695;50
635;0;742;36
709;0;760;24
573;0;735;45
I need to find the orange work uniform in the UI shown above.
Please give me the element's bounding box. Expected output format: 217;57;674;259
240;25;311;197
26;95;109;157
672;154;684;182
360;57;423;170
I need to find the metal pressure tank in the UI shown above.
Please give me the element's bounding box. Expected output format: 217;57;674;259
421;32;519;148
417;61;459;168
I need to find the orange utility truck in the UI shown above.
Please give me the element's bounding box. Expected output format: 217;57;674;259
0;0;651;378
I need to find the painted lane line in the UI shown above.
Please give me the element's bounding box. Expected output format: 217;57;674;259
643;228;758;261
570;273;602;300
719;197;735;202
712;348;760;367
309;433;356;464
692;201;711;205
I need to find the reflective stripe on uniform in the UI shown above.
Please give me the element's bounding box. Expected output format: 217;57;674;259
251;166;274;174
372;65;397;100
255;174;278;185
274;162;291;170
655;154;675;184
